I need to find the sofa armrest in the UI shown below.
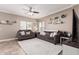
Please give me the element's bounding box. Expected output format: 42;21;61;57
53;34;60;44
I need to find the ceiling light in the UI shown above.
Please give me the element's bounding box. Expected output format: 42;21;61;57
27;12;34;15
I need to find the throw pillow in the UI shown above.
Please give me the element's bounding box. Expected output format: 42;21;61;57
26;32;30;35
20;31;25;35
50;32;57;37
68;33;71;37
40;32;46;35
50;33;54;37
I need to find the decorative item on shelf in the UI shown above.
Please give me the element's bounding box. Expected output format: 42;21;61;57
61;14;66;18
0;20;16;25
55;16;59;19
0;20;7;24
48;14;66;24
48;18;52;24
6;20;9;24
52;16;64;24
61;21;64;24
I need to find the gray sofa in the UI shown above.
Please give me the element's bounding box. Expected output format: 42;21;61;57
37;31;60;44
37;31;69;44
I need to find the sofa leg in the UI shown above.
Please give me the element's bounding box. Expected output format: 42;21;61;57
54;43;56;45
18;39;23;41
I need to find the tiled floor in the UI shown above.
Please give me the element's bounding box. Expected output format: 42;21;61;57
0;40;25;55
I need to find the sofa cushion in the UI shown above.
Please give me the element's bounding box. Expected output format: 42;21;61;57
68;33;71;37
26;32;30;35
63;32;71;37
50;32;57;37
20;31;25;35
40;32;46;35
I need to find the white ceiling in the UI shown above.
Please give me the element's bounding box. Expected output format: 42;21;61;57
0;4;75;19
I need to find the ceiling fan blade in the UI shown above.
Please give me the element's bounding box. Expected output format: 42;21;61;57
33;11;39;13
23;5;39;15
23;8;29;11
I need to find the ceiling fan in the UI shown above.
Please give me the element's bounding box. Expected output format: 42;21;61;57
23;6;39;15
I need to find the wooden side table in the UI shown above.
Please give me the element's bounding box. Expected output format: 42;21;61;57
60;37;72;45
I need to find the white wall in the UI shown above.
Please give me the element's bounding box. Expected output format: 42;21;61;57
0;12;36;40
41;8;73;33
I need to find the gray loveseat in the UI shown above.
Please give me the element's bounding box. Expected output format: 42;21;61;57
16;30;35;41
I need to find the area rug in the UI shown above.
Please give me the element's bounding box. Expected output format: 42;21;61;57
18;38;62;55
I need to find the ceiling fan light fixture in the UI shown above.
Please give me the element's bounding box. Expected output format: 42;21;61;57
23;6;39;16
27;12;34;15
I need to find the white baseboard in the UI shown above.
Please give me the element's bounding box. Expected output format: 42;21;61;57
0;38;16;42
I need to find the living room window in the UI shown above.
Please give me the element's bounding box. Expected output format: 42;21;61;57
26;22;32;30
20;21;32;30
39;21;45;32
20;21;27;30
20;21;45;31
